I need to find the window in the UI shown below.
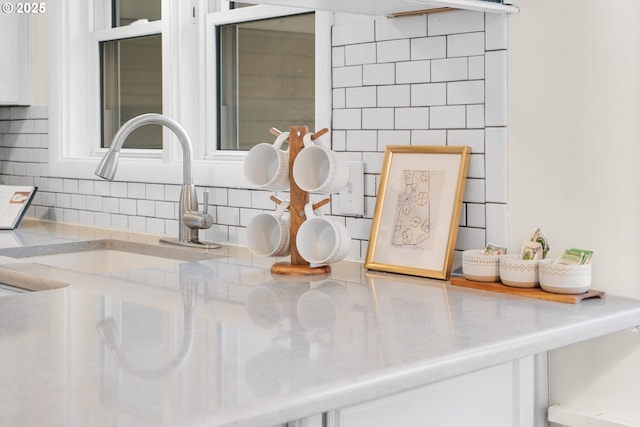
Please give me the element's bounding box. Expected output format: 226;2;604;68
218;13;315;151
100;34;163;149
49;1;331;187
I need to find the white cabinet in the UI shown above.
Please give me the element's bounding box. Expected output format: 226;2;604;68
0;13;30;105
327;355;547;427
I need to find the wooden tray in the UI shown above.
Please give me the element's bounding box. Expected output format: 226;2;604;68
449;277;605;304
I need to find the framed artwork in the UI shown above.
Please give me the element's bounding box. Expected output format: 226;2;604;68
364;145;471;280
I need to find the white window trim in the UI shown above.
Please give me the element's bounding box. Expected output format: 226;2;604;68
49;1;332;188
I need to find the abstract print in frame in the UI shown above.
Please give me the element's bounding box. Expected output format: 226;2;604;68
365;146;471;280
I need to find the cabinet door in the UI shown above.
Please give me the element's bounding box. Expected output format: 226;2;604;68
331;355;546;427
0;13;30;105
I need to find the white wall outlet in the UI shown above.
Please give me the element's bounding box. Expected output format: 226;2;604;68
334;161;364;216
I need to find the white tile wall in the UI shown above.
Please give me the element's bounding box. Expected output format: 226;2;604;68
0;11;509;263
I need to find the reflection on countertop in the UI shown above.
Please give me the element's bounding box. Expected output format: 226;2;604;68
1;219;640;427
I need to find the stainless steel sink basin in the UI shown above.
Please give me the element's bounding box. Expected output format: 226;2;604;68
0;239;224;274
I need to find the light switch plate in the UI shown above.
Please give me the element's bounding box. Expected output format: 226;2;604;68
334;161;364;217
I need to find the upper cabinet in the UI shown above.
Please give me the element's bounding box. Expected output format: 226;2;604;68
243;0;518;16
0;13;30;106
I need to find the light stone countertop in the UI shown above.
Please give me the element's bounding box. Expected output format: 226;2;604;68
1;219;640;426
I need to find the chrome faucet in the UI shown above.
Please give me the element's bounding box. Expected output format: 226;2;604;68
95;113;220;249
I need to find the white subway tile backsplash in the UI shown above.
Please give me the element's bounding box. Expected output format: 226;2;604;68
377;85;410;107
396;60;431;84
333;20;375;46
485;13;507;51
94;180;110;196
137;199;155;217
333;88;346;109
456;226;485;251
346;87;377;108
463;178;485;203
146;217;165;235
411;129;447;146
447;80;484;105
375;15;427;41
146;184;165;201
346;130;378;152
468;55;485;79
70;194;87;210
376;39;411;63
345;43;377;65
56;193;71;209
428;10;484;36
485;50;508;127
363;63;395;86
362;108;395;129
429;105;466;129
332;130;347;151
447;32;485;58
333;109;362;130
467;153;485;178
485;203;508;247
78;180;94;195
466;203;486;228
333;66;363;88
448;129;484;153
332;46;346;67
128;182;146;199
110;214;129;230
111;182;127;198
86;195;103;212
378;130;410;149
466;105;485;129
155;201;176;219
431;57;468;82
395;107;429;129
485;127;508;203
228;189;252;208
411;36;446;60
102;197;119;214
218;206;240;226
119;198;137;215
411;83;446;106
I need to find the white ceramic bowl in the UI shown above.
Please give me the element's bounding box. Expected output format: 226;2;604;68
499;254;540;288
538;259;592;294
462;249;501;282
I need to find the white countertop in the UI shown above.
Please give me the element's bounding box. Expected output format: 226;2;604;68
2;220;640;426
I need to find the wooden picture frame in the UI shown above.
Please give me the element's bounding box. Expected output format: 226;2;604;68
364;145;471;280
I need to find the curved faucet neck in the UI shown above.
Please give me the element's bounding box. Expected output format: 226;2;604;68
109;113;193;185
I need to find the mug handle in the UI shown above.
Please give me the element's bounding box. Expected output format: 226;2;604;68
302;132;316;149
275;199;290;218
273;131;290;151
303;201;318;220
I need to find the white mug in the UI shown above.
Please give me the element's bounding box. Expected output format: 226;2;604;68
247;200;291;258
244;132;290;191
292;133;350;194
296;202;351;266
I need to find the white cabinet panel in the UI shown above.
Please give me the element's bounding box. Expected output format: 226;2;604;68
333;356;542;427
0;13;30;105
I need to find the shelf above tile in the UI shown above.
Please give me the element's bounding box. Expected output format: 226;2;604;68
242;0;519;16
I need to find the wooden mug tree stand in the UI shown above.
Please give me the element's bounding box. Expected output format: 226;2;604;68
269;125;332;276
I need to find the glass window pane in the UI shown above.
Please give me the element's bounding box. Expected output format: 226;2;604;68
113;0;161;27
100;35;163;149
218;13;315;151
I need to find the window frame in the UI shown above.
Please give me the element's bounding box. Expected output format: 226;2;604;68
48;0;332;188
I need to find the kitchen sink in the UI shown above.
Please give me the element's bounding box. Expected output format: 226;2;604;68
0;239;224;274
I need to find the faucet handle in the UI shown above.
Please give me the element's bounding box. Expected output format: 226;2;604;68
202;190;209;214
